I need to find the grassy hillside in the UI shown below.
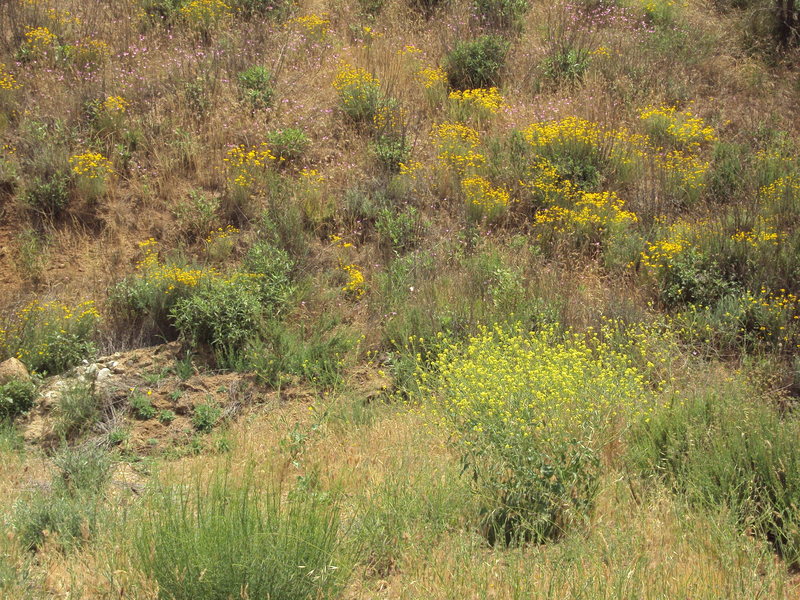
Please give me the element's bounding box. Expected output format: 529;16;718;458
1;0;800;596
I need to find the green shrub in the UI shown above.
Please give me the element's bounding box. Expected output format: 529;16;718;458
542;47;591;85
0;300;99;376
130;392;157;420
14;446;110;553
375;205;422;254
22;173;70;217
628;379;800;565
474;0;529;30
54;381;99;440
133;472;349;600
267;128;310;162
248;318;354;389
421;324;653;545
371;135;410;173
170;275;263;365
0;379;36;420
192;400;222;432
243;241;296;312
159;409;176;424
409;0;448;18
237;66;274;111
445;35;510;90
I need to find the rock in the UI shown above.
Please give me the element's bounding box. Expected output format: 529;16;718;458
96;368;112;383
0;357;31;385
85;363;99;378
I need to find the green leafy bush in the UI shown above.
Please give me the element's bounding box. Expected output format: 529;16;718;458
130;391;157;420
267;128;310;162
243;241;296;312
0;379;36;420
237;66;274;110
170;275;263;365
445;35;510;90
192;400;222;432
133;472;350;600
372;134;410;173
22;173;70;217
421;324;653;545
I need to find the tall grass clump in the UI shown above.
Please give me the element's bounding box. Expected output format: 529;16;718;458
420;323;654;545
628;377;800;565
133;470;351;600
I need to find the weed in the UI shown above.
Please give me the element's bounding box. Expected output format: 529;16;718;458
192;400;222;432
0;379;36;420
445;35;510;90
237;65;274;111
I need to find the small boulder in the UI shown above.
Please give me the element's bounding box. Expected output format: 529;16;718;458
0;357;31;385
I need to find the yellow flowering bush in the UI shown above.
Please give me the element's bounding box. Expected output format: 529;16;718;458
461;175;510;222
433;121;486;174
0;64;21;91
533;190;638;247
0;300;99;375
639;104;717;150
286;14;330;41
110;240;267;350
61;39;112;69
69;151;113;179
448;87;505;123
417;66;448;106
341;264;366;299
675;288;800;354
224;143;277;189
653;149;709;204
332;63;382;126
24;26;57;57
102;95;128;114
420;323;654;544
205;225;239;262
180;0;231;32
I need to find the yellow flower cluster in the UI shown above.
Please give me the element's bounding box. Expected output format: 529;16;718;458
64;39;112;67
533;191;637;232
180;0;231;24
25;27;56;54
0;64;21;91
399;160;423;180
640;236;688;270
332;63;378;92
299;168;324;184
205;225;239;245
421;324;654;448
373;102;406;135
103;95;128;113
462;176;509;220
398;44;422;56
341;264;366;299
417;66;447;89
639;104;717;149
433;121;486;173
449;87;505;123
69;151;113;179
731;224;781;248
224;143;276;188
286;14;331;39
654;149;709;198
760;175;799;214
